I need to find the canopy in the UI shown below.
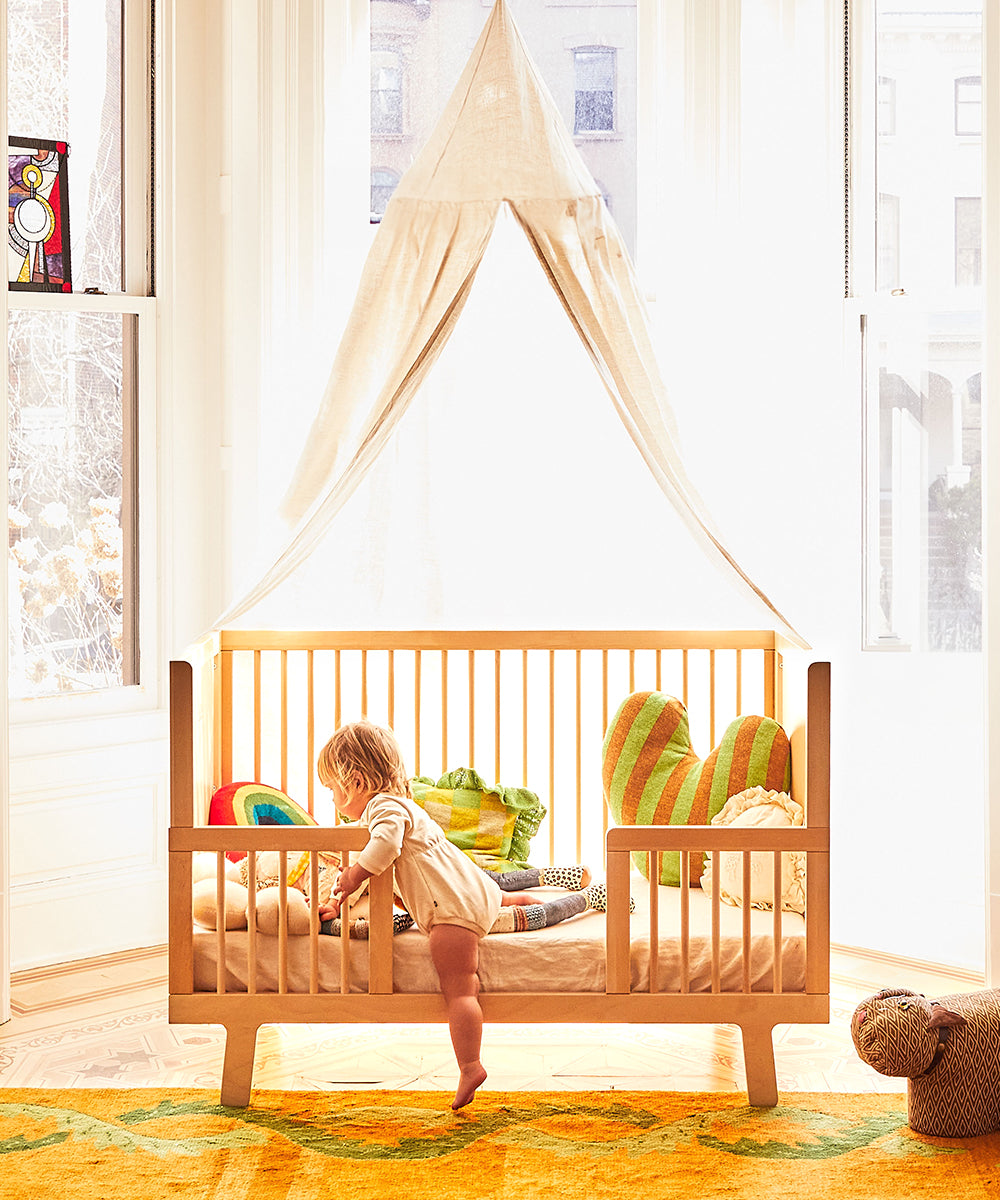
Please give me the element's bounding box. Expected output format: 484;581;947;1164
219;0;804;647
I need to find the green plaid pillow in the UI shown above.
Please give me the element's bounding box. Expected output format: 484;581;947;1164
410;767;546;872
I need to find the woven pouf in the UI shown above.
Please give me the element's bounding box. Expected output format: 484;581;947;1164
851;986;1000;1137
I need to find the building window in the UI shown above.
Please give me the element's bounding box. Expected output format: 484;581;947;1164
573;47;615;134
371;48;404;136
6;0;151;699
877;76;896;136
955;197;982;286
877;193;900;291
371;168;400;222
860;3;983;651
955;75;981;135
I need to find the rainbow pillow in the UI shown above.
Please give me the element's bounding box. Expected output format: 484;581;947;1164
602;692;791;887
208;782;315;883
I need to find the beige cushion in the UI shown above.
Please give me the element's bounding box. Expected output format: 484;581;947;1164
699;786;806;914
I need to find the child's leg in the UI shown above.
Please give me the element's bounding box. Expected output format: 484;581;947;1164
499;890;540;907
428;924;488;1110
485;865;592;892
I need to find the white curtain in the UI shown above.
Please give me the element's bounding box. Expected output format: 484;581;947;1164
218;0;805;645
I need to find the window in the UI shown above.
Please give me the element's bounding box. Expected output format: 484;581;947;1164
877;75;896;135
371;47;403;137
367;2;637;256
955;197;982;286
370;167;400;222
955;75;981;135
877;193;900;291
573;47;615;135
859;3;983;651
6;0;152;700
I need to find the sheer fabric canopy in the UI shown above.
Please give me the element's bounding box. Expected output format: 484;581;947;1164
219;0;804;646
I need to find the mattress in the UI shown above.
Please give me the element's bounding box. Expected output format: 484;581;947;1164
193;873;807;996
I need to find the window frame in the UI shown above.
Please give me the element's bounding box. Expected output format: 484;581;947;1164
849;0;985;652
4;0;158;722
955;74;982;136
572;44;617;138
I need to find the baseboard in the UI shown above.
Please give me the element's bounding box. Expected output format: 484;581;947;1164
831;942;985;993
9;944;168;1015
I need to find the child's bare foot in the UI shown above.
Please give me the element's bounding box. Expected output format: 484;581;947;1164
453;1061;487;1110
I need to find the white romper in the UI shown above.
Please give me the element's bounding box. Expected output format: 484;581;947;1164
354;793;503;937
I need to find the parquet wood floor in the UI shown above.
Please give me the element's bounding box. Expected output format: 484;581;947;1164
0;946;982;1095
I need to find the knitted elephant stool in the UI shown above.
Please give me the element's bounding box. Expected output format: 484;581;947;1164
851;986;1000;1137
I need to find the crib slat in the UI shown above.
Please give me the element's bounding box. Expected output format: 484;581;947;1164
247;852;257;995
278;853;288;995
711;851;721;993
575;651;582;862
253;650;262;781
742;850;752;993
219;651;233;787
414;650;422;777
629;649;635;693
601;650;609;847
441;650;448;770
709;649;716;748
548;651;555;862
682;649;689;708
764;649;776;719
309;852;320;995
655;648;662;692
735;648;743;716
773;851;783;994
468;650;475;768
216;852;227;996
334;649;342;729
648;852;659;995
388;649;395;728
361;649;368;718
307;650;315;815
522;650;529;788
280;650;288;794
494;651;501;785
680;850;690;993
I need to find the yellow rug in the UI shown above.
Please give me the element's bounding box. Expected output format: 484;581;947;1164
2;1089;998;1199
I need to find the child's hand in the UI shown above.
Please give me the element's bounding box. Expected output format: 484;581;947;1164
318;899;341;920
332;863;366;907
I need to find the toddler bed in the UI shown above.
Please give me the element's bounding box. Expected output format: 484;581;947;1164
169;630;830;1107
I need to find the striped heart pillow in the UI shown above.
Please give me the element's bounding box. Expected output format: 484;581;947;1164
601;692;791;886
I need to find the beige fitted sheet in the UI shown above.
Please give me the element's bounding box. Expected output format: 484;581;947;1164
193;873;807;996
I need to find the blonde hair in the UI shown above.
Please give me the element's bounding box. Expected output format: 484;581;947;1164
317;720;412;800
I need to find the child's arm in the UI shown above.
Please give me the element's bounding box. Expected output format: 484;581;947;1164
321;795;409;918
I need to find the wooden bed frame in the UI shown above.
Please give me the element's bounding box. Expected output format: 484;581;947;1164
168;630;830;1107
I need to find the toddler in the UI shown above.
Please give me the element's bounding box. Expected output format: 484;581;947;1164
317;719;543;1109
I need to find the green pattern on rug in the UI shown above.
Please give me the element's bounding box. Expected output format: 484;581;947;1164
0;1094;962;1162
1;1089;992;1200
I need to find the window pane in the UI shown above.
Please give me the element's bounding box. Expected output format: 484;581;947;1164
7;0;124;293
8;310;136;697
368;0;637;256
866;310;982;651
876;4;982;295
865;4;983;652
955;75;981;135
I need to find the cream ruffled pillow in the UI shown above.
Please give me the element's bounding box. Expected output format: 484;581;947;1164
699;786;806;914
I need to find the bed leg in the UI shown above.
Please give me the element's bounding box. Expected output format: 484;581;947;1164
219;1020;260;1107
739;1022;778;1107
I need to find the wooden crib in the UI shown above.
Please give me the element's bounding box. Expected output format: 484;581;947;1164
168;629;830;1106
